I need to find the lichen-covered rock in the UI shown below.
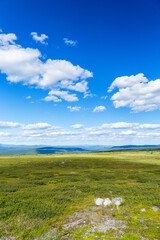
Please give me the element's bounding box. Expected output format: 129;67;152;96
152;206;159;212
140;208;146;212
103;198;112;206
95;198;104;206
112;197;123;206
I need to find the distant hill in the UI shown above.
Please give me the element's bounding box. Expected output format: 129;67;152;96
106;145;160;152
111;145;160;149
0;144;160;155
0;144;112;155
36;147;88;154
0;146;90;155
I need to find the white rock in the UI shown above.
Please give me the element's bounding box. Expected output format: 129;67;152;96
140;208;146;212
112;197;123;206
95;198;104;206
103;198;112;206
152;206;159;212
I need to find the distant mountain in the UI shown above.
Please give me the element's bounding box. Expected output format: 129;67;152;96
0;143;160;155
36;147;88;154
0;144;105;155
102;144;160;152
111;145;160;149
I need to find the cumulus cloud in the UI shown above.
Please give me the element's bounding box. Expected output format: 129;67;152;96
108;73;160;112
119;130;136;135
85;121;160;140
31;32;48;44
0;132;11;136
101;122;139;129
23;123;52;130
108;73;148;92
86;122;160;132
1;120;160;145
0;33;17;45
139;124;160;129
44;90;78;102
22;129;79;137
63;38;77;46
144;132;160;137
71;124;83;129
88;130;109;135
59;80;88;93
0;121;20;128
0;32;93;102
93;106;106;112
67;106;81;112
88;129;135;136
83;91;96;99
44;94;62;102
1;120;159;132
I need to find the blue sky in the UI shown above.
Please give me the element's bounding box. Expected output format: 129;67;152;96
0;0;160;145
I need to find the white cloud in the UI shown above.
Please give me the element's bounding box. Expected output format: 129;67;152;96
44;95;62;102
108;73;160;112
63;38;77;46
120;130;136;135
23;123;52;130
22;130;79;137
71;124;83;129
67;106;81;112
108;73;148;92
87;129;136;137
86;122;160;131
0;132;11;136
93;106;106;112
83;91;96;99
0;121;20;128
86;122;160;132
101;122;139;129
0;32;93;102
101;95;107;99
31;32;48;44
0;33;17;45
26;96;31;99
59;80;88;93
144;132;160;137
88;130;110;135
139;124;160;129
1;120;160;145
45;90;78;102
45;131;79;136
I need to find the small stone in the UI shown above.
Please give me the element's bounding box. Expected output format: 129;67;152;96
138;218;144;223
140;208;146;212
103;198;112;206
112;197;123;206
152;206;159;212
95;198;104;206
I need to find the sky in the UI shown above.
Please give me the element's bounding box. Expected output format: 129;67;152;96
0;0;160;146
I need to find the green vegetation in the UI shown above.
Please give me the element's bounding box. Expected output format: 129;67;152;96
0;151;159;239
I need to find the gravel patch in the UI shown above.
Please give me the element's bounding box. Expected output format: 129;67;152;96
62;206;126;237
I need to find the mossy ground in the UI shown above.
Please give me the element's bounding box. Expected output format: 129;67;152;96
0;151;159;239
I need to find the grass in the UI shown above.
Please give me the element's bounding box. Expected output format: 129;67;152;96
0;151;159;239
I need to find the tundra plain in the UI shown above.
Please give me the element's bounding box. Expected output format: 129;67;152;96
0;151;159;239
